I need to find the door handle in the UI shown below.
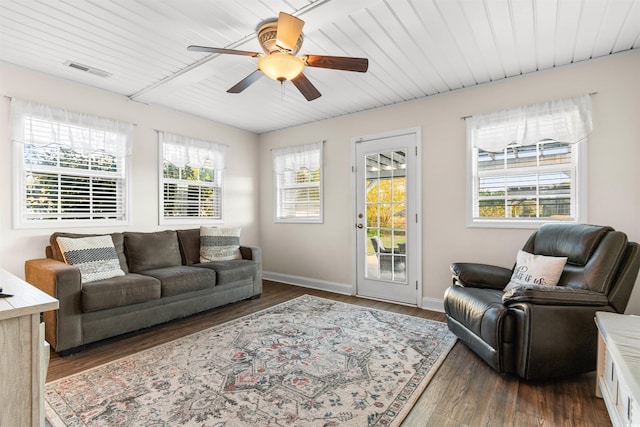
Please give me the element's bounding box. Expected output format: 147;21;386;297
356;224;363;229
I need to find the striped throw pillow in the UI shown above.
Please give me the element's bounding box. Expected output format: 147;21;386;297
56;235;126;283
200;227;242;262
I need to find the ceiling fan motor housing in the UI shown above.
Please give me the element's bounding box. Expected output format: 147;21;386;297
258;21;303;55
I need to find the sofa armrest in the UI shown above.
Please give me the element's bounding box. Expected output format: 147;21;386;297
451;262;512;290
240;245;261;263
240;246;262;297
25;258;83;352
502;285;610;307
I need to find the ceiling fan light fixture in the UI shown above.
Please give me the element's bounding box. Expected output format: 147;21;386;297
188;11;367;101
258;53;305;82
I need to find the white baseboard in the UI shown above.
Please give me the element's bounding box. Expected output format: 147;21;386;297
263;271;353;295
421;297;445;313
263;271;446;313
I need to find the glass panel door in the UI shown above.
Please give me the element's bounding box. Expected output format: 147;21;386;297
365;151;407;283
355;132;417;304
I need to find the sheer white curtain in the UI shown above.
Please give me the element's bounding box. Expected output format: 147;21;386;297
272;141;323;173
160;132;227;169
467;94;592;152
11;98;133;158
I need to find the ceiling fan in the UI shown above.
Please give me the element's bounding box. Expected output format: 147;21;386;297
187;12;369;101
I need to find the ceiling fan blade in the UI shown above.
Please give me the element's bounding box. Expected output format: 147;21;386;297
276;12;304;51
188;45;260;57
227;70;264;93
292;73;321;101
304;55;368;72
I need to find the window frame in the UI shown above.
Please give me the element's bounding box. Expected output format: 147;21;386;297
158;134;225;225
467;139;587;229
273;143;324;224
13;106;131;229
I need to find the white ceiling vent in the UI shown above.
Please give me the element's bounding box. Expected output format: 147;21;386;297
64;61;111;78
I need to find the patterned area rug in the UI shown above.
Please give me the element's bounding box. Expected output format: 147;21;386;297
46;295;456;426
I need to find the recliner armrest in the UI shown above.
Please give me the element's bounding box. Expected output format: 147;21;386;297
502;285;609;306
451;262;512;290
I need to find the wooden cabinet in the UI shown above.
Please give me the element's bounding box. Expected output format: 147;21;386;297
0;268;58;427
595;311;640;427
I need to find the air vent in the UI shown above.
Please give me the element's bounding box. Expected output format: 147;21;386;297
64;61;111;78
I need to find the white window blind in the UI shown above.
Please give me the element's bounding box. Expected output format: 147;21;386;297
11;99;132;228
467;95;590;227
273;142;323;223
159;132;226;224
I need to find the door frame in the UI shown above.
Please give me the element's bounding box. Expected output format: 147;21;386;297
350;127;422;307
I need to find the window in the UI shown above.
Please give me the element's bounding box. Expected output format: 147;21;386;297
11;99;132;228
159;132;226;224
273;142;323;223
467;95;591;228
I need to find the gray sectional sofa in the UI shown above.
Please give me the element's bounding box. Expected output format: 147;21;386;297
25;228;262;354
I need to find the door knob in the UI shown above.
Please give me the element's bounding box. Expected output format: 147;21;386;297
357;224;363;229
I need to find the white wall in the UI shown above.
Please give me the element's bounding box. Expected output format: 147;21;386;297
258;50;640;314
2;51;638;313
0;62;260;278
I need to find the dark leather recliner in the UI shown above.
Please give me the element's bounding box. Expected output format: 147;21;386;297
444;224;640;380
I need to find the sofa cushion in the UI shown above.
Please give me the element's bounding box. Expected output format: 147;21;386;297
81;273;161;313
124;231;182;273
198;260;257;286
57;235;126;283
176;228;201;266
140;265;216;297
200;226;242;262
50;232;128;273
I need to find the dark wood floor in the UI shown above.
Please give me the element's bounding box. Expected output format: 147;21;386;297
47;280;612;427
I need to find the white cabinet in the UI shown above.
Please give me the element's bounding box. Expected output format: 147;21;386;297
0;268;58;427
596;311;640;427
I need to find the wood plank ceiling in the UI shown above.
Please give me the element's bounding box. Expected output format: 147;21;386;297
1;0;639;134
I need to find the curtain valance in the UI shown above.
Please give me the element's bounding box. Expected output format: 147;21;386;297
467;94;592;152
272;141;323;174
160;131;227;170
11;98;133;158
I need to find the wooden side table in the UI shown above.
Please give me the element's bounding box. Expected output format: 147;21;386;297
595;311;640;427
0;268;58;427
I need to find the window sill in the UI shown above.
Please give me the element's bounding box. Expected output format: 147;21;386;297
14;218;130;229
159;217;223;226
467;218;580;229
275;218;324;224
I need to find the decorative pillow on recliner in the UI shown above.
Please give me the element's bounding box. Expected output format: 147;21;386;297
503;250;568;293
56;235;126;283
200;226;242;262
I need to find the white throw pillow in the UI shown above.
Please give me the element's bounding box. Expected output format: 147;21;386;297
56;235;125;283
503;250;568;293
200;226;242;262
